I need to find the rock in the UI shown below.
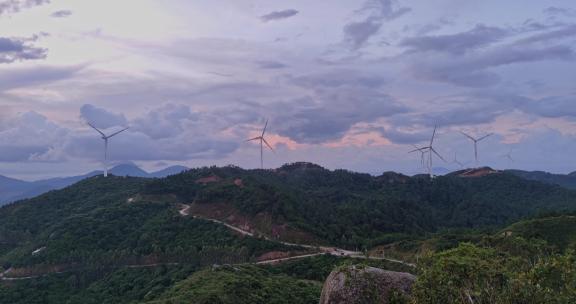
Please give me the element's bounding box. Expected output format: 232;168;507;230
319;266;416;304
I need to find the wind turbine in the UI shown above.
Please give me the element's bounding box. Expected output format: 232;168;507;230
409;144;429;173
88;123;129;177
452;152;465;169
246;119;274;169
409;126;445;178
460;131;493;167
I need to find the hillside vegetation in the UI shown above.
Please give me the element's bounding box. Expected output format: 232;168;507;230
1;163;576;303
143;163;576;248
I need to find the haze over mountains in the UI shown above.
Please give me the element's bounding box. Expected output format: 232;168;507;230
0;164;188;205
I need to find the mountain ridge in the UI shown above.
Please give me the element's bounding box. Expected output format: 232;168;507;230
0;164;189;205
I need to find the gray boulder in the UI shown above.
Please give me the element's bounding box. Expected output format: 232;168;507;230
319;266;416;304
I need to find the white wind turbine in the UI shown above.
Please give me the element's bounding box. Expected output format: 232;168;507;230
460;131;493;167
88;122;129;177
409;144;429;173
409;126;445;178
452;152;466;169
246;119;274;169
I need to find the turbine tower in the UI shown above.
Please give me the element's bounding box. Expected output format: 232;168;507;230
409;126;445;178
246;119;274;169
452;152;465;168
460;131;493;167
88;123;129;177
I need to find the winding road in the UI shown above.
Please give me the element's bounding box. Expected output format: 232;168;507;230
0;204;414;281
179;204;416;267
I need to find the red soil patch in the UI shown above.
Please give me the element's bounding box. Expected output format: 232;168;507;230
459;167;500;177
234;178;244;187
195;175;222;184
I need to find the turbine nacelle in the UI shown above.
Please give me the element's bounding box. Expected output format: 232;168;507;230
245;119;274;169
87;122;130;177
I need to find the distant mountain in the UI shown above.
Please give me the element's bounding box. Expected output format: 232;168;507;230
506;169;576;190
149;165;190;178
0;164;188;205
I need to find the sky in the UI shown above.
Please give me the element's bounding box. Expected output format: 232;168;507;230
1;0;576;180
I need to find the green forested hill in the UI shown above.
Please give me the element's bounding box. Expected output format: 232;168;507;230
0;176;292;271
143;163;576;248
507;169;576;190
1;163;576;303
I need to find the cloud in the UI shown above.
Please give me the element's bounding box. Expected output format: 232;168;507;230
379;127;430;144
271;88;408;143
0;36;47;64
289;69;387;88
132;103;198;139
260;9;299;22
407;44;575;87
0;0;50;15
256;60;287;69
80;104;128;129
522;95;576;119
50;9;71;18
343;0;411;49
543;7;575;17
0;65;82;91
343;17;383;50
0;111;67;162
356;0;411;20
514;24;576;45
400;25;509;55
68;103;240;162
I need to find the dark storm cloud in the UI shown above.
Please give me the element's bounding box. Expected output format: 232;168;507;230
343;0;411;49
260;9;299;22
0;0;49;15
400;25;509;54
80;104;128;129
50;10;71;18
0;65;82;91
0;36;47;64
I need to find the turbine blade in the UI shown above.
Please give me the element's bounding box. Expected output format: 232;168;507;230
431;147;446;162
409;147;428;153
245;136;261;142
261;119;268;137
108;127;129;138
477;133;494;142
87;122;106;137
262;137;275;153
430;125;437;146
460;131;475;141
